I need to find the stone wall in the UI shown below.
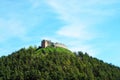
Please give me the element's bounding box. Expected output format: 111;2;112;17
54;43;67;49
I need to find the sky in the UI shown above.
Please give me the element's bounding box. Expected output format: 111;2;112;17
0;0;120;66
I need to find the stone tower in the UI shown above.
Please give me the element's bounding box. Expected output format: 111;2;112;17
41;40;48;48
41;40;52;48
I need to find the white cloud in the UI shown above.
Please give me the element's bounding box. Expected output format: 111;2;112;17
0;18;27;42
28;0;47;9
86;0;120;5
47;0;118;40
47;1;99;38
57;24;96;40
29;0;42;8
47;0;97;40
47;0;118;19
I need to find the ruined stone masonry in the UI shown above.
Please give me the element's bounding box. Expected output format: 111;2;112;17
41;40;67;49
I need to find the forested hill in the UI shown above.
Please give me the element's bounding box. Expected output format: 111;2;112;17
0;46;120;80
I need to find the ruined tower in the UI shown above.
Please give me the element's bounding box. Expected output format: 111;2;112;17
41;40;52;48
41;40;67;49
41;40;48;48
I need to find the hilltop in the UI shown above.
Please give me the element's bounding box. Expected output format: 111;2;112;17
0;46;120;80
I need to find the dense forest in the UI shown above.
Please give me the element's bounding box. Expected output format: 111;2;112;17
0;46;120;80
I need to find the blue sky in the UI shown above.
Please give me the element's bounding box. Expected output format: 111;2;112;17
0;0;120;66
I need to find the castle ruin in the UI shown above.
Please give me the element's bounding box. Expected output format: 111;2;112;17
41;40;67;49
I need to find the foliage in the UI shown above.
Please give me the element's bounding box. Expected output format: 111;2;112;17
0;46;120;80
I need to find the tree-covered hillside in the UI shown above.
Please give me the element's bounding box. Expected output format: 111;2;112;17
0;46;120;80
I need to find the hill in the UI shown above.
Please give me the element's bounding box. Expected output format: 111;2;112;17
0;46;120;80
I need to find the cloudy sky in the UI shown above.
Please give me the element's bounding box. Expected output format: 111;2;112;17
0;0;120;66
